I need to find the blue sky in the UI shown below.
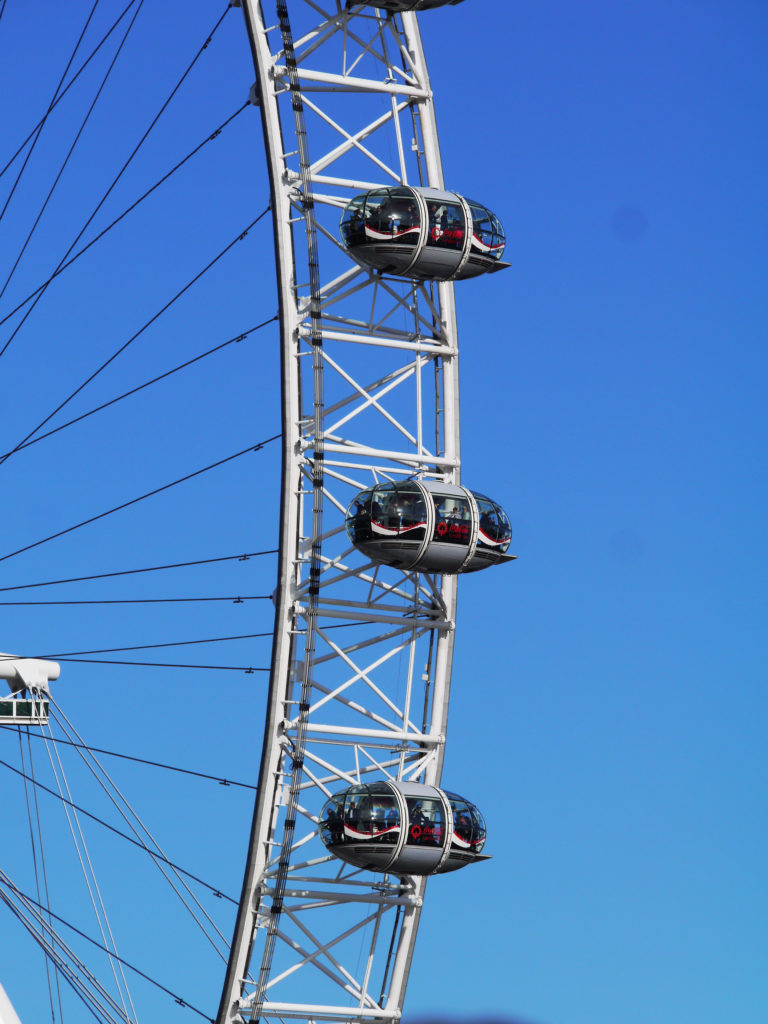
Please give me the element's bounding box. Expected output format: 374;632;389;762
1;2;766;1023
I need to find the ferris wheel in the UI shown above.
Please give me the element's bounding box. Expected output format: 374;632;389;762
0;2;512;1022
216;1;513;1022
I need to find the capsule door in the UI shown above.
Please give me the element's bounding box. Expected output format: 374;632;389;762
423;487;477;573
394;793;450;874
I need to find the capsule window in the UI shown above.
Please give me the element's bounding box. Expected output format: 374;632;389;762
474;493;512;551
447;793;487;852
320;794;346;846
471;805;487;852
340;195;367;248
448;797;474;846
467;201;505;261
362;188;419;245
370;483;427;539
405;796;445;847
345;489;374;544
347;790;399;844
431;492;472;546
425;199;465;251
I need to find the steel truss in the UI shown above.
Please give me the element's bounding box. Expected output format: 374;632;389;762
219;3;465;1023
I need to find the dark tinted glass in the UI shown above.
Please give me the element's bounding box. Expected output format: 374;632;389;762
473;492;512;551
345;489;374;543
467;201;505;261
340;194;367;247
364;188;420;244
349;789;400;844
405;796;445;846
447;792;487;851
370;482;427;538
425;199;465;250
320;793;346;846
431;492;471;545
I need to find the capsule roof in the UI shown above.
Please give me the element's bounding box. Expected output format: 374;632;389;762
319;782;488;876
346;479;515;574
340;186;508;281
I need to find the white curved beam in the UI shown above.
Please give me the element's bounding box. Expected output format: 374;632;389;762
218;4;462;1022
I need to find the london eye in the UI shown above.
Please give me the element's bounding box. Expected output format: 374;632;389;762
0;2;511;1022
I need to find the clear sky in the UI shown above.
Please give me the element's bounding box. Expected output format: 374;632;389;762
1;2;766;1024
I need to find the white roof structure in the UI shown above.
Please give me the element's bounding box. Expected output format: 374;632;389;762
0;654;60;694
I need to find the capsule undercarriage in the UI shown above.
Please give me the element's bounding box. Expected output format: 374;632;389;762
320;782;488;876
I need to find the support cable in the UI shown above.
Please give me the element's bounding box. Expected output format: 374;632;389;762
0;758;238;904
17;729;62;1022
0;3;233;362
0;211;271;465
0;0;145;301
0;877;215;1022
0;884;139;1024
0;0;141;182
52;659;269;672
30;729;67;1023
35;632;273;658
0;316;277;463
0;596;271;606
0;549;278;593
39;717;137;1022
0;0;100;225
47;702;232;966
0;434;280;565
0;103;251;331
0;728;258;791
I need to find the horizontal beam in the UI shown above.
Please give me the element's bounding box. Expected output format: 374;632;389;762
295;723;442;743
242;1002;399;1021
276;66;429;98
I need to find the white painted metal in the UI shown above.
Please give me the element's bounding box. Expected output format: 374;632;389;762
0;654;60;693
0;983;24;1024
218;2;468;1023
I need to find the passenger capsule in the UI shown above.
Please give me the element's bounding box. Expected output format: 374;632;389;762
319;782;488;876
345;480;514;574
340;186;507;280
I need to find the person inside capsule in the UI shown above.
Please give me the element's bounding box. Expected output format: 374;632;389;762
426;199;464;250
341;188;420;247
369;482;427;538
345;480;513;574
320;784;488;874
341;186;507;281
432;493;471;545
453;807;472;844
406;796;444;846
385;192;419;242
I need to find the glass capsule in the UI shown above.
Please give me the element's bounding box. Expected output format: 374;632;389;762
340;186;507;280
345;480;513;574
319;782;488;875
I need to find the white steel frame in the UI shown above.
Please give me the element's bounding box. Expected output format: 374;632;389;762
218;2;467;1023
